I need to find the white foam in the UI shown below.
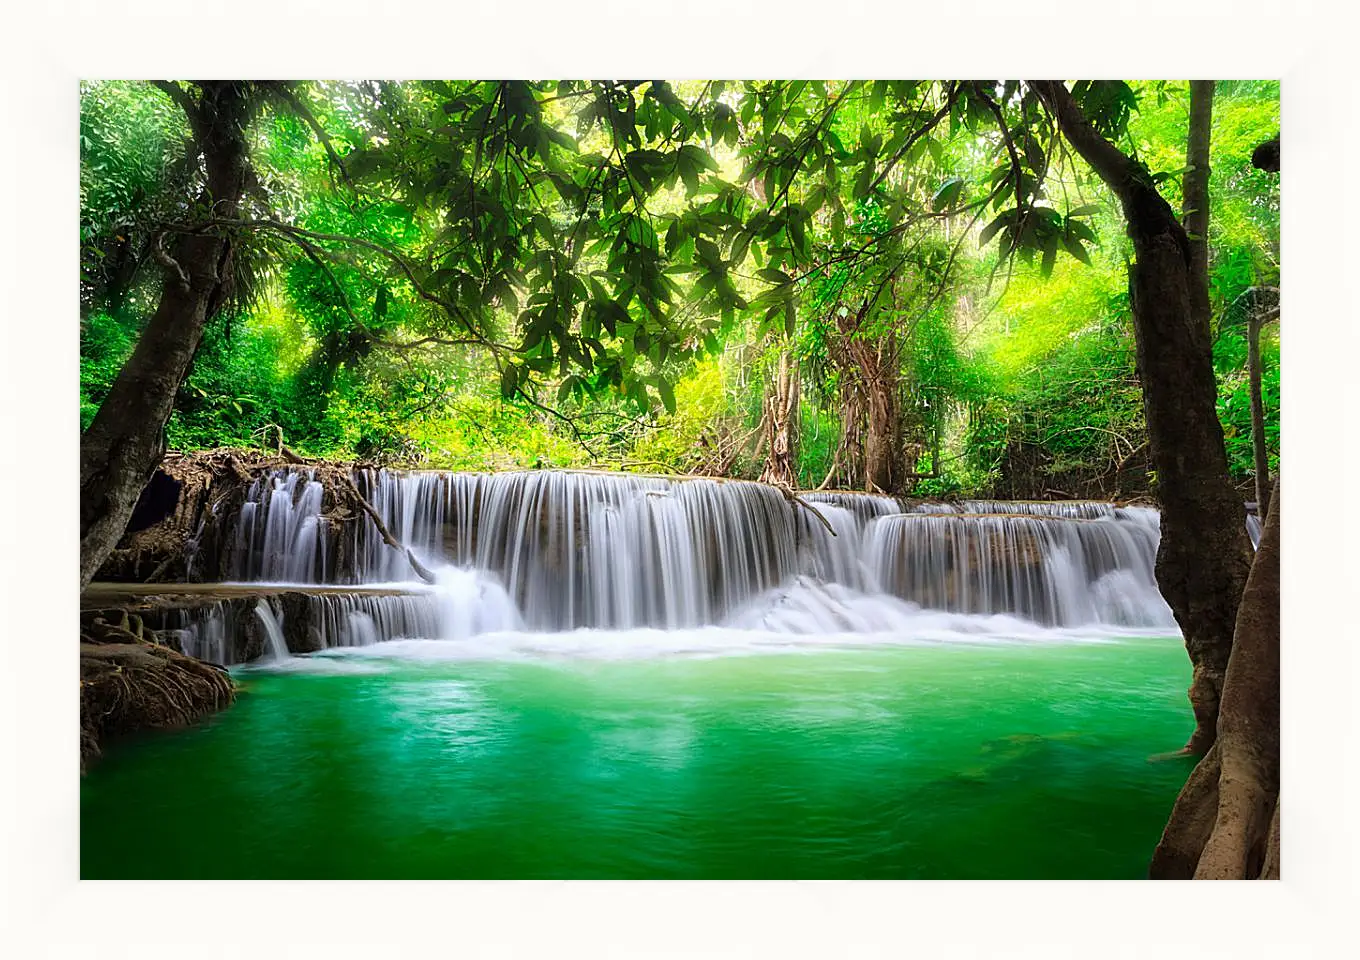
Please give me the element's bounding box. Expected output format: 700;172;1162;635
285;579;1171;666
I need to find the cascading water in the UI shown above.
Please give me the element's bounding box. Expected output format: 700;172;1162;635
234;471;327;583
309;593;440;648
202;466;1215;664
176;602;231;664
253;600;291;662
862;510;1174;628
351;470;807;630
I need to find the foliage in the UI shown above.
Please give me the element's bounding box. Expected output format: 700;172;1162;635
79;79;1281;498
79;81;193;314
1214;326;1281;479
80;311;137;430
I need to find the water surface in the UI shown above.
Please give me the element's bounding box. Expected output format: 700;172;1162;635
81;633;1193;879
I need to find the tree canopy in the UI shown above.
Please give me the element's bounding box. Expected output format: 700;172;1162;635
79;79;1280;496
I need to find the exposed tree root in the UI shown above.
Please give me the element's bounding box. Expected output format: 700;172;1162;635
80;616;236;772
1150;476;1280;879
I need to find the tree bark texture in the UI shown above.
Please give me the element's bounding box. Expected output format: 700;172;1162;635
1183;81;1215;333
759;344;801;488
1031;80;1253;755
863;369;902;494
834;303;903;493
1150;476;1279;879
1248;312;1273;518
79;82;255;591
823;322;866;490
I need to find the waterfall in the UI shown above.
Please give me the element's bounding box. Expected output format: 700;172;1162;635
199;467;1259;662
338;470;1189;631
253;600;291;662
349;470;804;629
862;511;1174;628
233;471;327;583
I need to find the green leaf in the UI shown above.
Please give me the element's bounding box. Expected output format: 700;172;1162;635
869;81;887;114
500;364;519;399
978;210;1013;247
854;164;873;199
680;142;720;172
1066;219;1098;244
656;378;675;414
932;177;965;212
1061;235;1092;265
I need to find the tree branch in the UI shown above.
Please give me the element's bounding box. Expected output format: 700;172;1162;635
970;81;1028;244
866;82;960;195
149;80;203;138
164;217;507;352
1027;80;1146;202
268;82;355;190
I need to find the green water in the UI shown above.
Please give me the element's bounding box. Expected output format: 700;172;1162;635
81;636;1194;878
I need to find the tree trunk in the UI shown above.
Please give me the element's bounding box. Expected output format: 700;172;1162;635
1248;312;1272;518
1150;476;1279;879
759;344;800;488
830;380;865;491
863;367;901;494
79;82;255;591
1183;81;1215;333
1031;80;1253;755
835;303;902;494
824;321;866;490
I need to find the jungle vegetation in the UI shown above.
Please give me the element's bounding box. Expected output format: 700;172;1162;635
79;80;1278;494
77;78;1282;880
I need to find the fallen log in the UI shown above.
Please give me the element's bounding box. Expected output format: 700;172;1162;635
772;482;837;536
339;475;437;584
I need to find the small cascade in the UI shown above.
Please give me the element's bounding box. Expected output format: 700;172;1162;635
863;512;1174;628
291;570;522;649
345;611;378;648
801;491;905;525
960;500;1122;520
307;593;440;648
176;602;232;664
233;470;327;582
253;600;291;662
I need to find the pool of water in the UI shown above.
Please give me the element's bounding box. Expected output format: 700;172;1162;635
80;632;1194;878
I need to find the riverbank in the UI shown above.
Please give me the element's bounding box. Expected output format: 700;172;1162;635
79;613;235;772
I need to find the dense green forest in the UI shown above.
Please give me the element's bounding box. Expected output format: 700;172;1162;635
79;80;1279;498
74;78;1285;885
